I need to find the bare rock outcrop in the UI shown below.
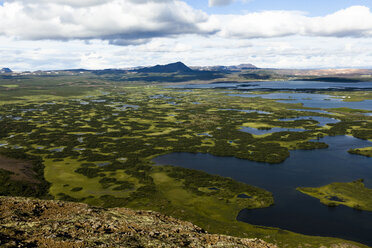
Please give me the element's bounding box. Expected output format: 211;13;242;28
0;196;277;248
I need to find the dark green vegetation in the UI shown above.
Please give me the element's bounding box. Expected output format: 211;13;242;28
0;72;371;248
297;179;372;211
348;147;372;157
0;148;50;198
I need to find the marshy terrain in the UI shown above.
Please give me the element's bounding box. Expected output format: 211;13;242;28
0;70;371;247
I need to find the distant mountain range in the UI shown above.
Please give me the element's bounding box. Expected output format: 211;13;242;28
134;62;258;73
191;64;258;71
1;62;259;74
136;62;194;73
0;68;12;73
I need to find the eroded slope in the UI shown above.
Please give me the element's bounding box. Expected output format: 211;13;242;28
0;196;276;248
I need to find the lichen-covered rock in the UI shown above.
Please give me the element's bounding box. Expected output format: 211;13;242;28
0;196;277;248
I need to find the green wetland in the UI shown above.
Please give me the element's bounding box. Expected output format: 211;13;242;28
0;74;372;247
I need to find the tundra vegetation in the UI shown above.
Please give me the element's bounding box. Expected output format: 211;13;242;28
0;72;371;248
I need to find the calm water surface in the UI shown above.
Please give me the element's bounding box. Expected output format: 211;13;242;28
230;92;372;111
240;126;307;135
172;81;372;111
278;116;340;126
171;81;372;90
154;136;372;246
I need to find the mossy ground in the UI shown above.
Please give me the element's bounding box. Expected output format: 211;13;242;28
348;147;372;157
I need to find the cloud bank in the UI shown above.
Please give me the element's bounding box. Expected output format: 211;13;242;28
209;0;235;7
219;6;372;38
0;0;218;45
1;1;372;70
0;1;372;45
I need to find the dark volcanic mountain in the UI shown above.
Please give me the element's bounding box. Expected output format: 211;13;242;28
137;62;193;73
0;68;12;73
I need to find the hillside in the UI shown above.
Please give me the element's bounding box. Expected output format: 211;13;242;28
0;68;12;73
191;64;258;71
0;196;276;248
136;62;193;73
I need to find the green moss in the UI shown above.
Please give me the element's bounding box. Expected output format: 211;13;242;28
1;85;19;88
348;147;372;157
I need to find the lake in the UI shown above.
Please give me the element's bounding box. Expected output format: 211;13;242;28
172;80;372;90
278;116;340;127
172;81;372;111
154;136;372;246
240;126;307;135
230;92;372;111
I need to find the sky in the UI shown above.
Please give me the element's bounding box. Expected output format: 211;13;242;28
1;0;372;71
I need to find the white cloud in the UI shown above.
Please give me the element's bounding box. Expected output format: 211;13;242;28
1;2;372;70
306;6;372;37
218;11;306;38
208;0;253;7
209;0;234;7
6;0;174;7
0;0;218;44
8;0;107;7
1;1;372;45
2;34;372;71
218;6;372;38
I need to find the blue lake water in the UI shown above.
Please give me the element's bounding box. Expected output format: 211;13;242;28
172;81;372;111
278;116;340;127
171;80;372;90
115;104;140;111
51;148;64;152
198;133;213;137
241;127;307;135
97;162;110;167
230;92;372;111
153;136;372;246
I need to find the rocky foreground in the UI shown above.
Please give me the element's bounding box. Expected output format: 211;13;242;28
0;196;277;248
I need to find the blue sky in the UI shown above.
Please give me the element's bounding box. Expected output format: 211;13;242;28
187;0;372;15
2;1;368;14
1;0;372;70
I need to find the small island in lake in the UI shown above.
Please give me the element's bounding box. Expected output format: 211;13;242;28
297;179;372;211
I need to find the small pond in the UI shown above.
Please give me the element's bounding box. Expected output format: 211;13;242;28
278;116;340;127
240;127;307;135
